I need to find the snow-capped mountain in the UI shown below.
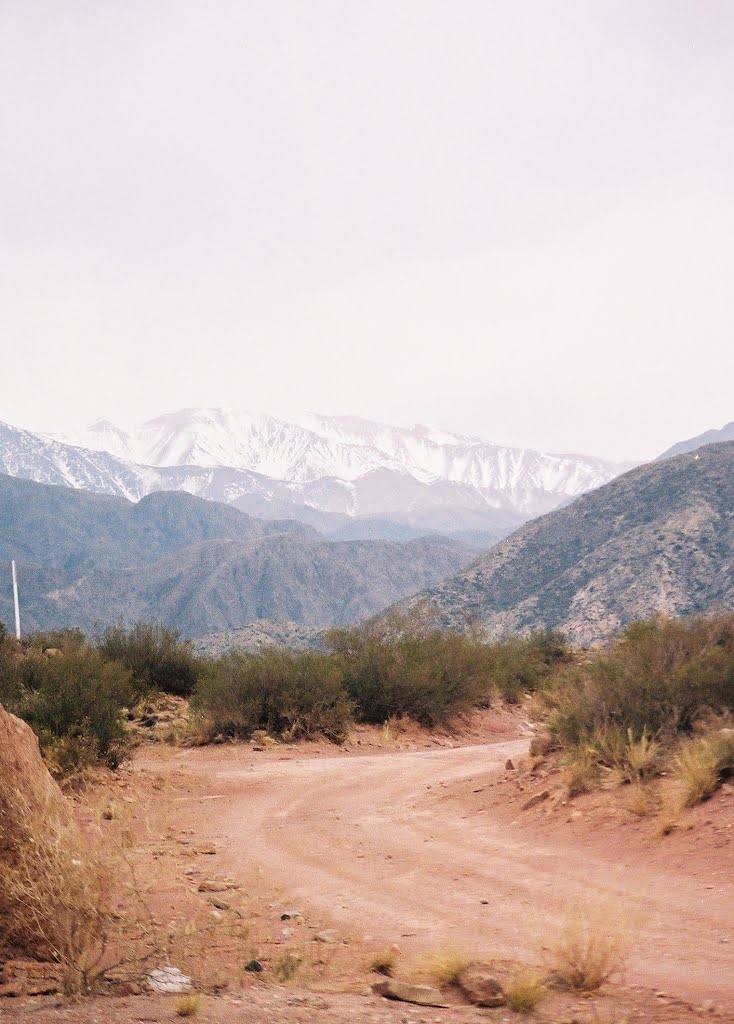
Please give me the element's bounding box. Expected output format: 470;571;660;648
1;410;635;545
61;408;633;518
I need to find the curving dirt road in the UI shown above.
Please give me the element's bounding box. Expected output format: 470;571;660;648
145;737;734;1008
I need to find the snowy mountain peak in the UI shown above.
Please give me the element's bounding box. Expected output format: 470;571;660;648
59;407;633;518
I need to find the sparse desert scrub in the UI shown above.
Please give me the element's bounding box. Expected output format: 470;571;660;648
504;969;546;1012
544;906;627;992
1;642;134;777
327;615;490;727
97;621;202;698
327;614;569;726
539;615;734;799
175;993;201;1016
673;729;734;808
368;947;401;976
192;649;353;742
485;629;570;705
410;948;472;986
548;615;734;748
275;951;305;982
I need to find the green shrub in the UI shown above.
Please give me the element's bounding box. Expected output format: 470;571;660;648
10;648;134;773
326;616;568;725
27;628;87;655
483;630;569;703
326;616;490;727
97;622;201;697
193;649;352;743
549;615;734;749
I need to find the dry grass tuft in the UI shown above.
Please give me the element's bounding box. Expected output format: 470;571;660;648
0;781;121;995
622;728;660;783
674;731;734;808
562;748;599;798
545;907;627;992
504;969;546;1012
411;948;471;986
175;993;201;1017
626;783;654;818
674;739;719;808
368;948;400;976
655;799;682;836
275;951;305;982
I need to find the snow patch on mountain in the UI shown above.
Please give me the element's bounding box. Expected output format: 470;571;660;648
60;408;633;518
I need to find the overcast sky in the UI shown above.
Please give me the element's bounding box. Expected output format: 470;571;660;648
1;1;732;461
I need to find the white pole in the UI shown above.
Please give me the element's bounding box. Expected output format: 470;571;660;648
11;560;21;640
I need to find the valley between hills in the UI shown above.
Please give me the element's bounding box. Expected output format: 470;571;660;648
2;413;734;1024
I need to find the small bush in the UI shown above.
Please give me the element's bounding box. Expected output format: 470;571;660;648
562;746;599;798
674;730;734;808
275;952;304;982
0;782;118;995
570;726;660;786
27;628;87;655
550;615;734;748
505;969;546;1012
487;630;570;704
98;622;201;697
327;615;491;727
411;949;471;986
546;909;626;992
10;648;134;774
193;649;352;743
175;993;201;1016
626;783;655;818
328;617;568;725
622;728;660;782
369;948;400;976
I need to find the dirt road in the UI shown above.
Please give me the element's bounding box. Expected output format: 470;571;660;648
144;737;734;1008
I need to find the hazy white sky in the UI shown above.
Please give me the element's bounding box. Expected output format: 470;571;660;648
1;1;732;460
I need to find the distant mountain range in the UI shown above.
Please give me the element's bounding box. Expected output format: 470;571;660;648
3;410;733;646
658;419;734;461
0;474;475;636
406;441;734;646
0;409;633;546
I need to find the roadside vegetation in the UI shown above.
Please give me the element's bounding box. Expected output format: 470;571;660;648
541;613;734;811
0;613;569;779
2;611;734;816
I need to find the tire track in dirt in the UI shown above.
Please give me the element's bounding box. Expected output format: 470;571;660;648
150;740;734;1006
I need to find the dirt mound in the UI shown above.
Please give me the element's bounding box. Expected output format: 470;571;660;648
0;704;64;839
0;703;66;867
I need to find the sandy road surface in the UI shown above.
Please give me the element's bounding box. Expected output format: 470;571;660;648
145;739;734;1008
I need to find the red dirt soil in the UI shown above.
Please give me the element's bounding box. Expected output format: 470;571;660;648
3;709;733;1022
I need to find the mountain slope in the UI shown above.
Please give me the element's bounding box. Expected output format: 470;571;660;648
408;442;734;646
0;474;475;636
658;420;734;460
0;473;312;572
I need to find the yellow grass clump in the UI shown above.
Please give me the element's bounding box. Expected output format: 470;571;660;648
175;993;201;1016
545;907;627;992
411;948;472;986
504;969;547;1012
0;782;119;996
